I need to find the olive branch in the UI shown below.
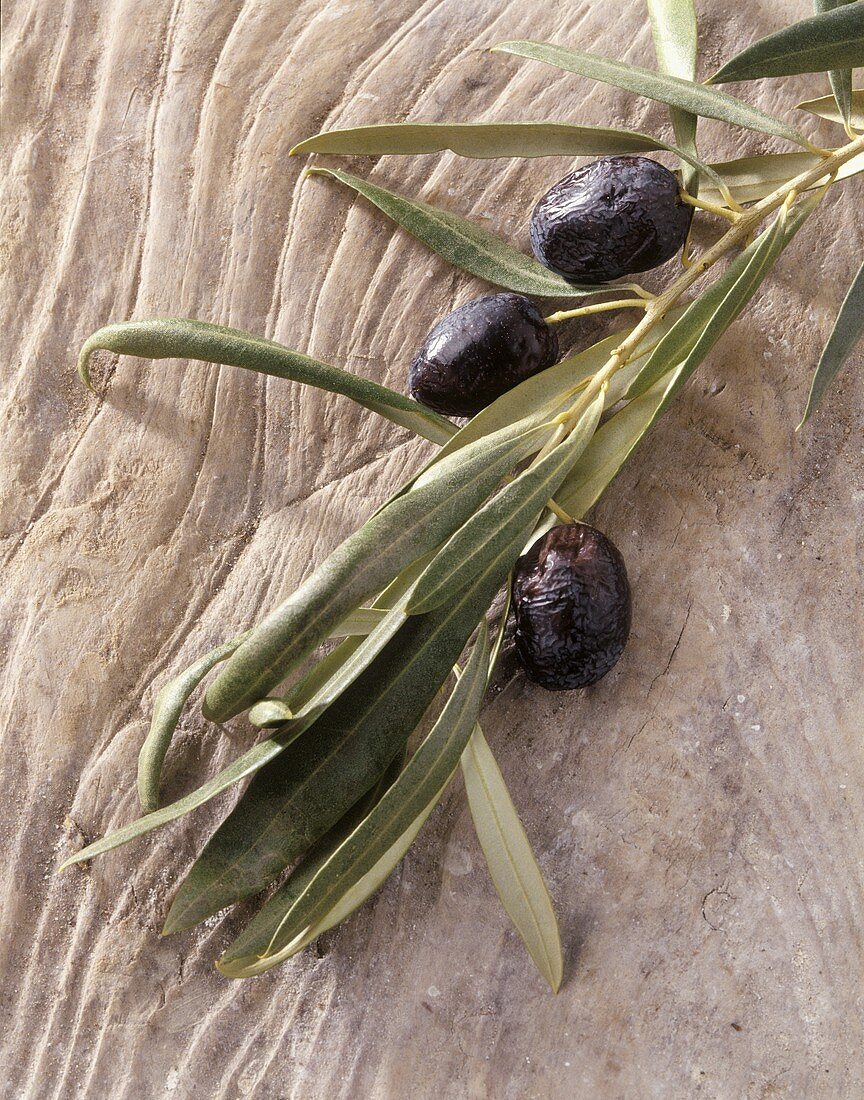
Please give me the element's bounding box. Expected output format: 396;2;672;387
63;3;864;994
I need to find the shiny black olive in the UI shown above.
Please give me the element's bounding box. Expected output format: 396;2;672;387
529;156;693;284
408;293;559;417
512;522;631;690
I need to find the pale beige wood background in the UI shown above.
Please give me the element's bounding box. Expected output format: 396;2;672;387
1;2;862;1097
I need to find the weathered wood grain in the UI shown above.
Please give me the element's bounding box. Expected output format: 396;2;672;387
1;2;862;1097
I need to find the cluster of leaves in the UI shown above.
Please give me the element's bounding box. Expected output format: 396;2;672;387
66;3;863;991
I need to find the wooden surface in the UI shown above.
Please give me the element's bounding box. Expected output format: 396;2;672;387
2;2;862;1097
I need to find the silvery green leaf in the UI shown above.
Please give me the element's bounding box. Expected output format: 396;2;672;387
694;150;864;206
492;41;813;147
307;167;619;298
204;417;552;722
646;0;700;194
709;3;864;83
293;122;727;195
815;1;856;127
164;512;536;933
137;632;250;814
461;724;563;993
796;88;864;126
407;391;605;615
77;318;454;446
217;625;490;975
221;787;444;973
799;259;864;425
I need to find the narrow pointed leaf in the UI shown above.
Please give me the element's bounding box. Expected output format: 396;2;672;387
294;122;726;194
815;1;856;126
218;625;490;974
307;167;623;298
799;259;864;424
493;41;812;148
215;752;407;976
796;88;864;127
408;391;604;615
164;517;535;934
462;724;563;993
709;4;864;83
138;632;250;813
77;318;454;445
694;149;864;206
647;0;700;194
204;417;552;721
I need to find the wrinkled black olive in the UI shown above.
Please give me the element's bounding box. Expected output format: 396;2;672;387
530;156;693;284
409;293;559;417
512;522;631;690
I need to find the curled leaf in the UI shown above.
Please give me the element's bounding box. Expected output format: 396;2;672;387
796;88;864;127
694;149;864;206
76;318;454;445
138;632;249;814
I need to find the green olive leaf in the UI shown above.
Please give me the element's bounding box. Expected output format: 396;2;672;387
646;0;700;194
799;259;864;425
247;557;433;730
796;88;864;127
708;3;864;83
814;1;857;127
307;167;624;298
293;122;729;197
461;724;563;993
137;632;250;814
222;786;445;973
492;41;814;149
218;625;490;975
60;563;428;871
407;391;605;616
693;149;864;206
203;417;552;722
215;747;407;976
163;515;535;934
294;121;687;159
77;318;455;446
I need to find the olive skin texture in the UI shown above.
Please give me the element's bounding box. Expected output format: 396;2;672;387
530;156;693;284
512;522;631;690
409;293;559;417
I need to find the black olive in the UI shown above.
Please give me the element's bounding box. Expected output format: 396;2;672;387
409;293;559;417
512;522;631;690
530;156;693;284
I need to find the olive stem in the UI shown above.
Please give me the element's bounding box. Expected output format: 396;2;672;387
544;299;651;324
679;192;740;222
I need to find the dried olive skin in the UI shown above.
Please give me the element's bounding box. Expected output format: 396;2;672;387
409;293;559;417
512;522;631;690
530;156;693;284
